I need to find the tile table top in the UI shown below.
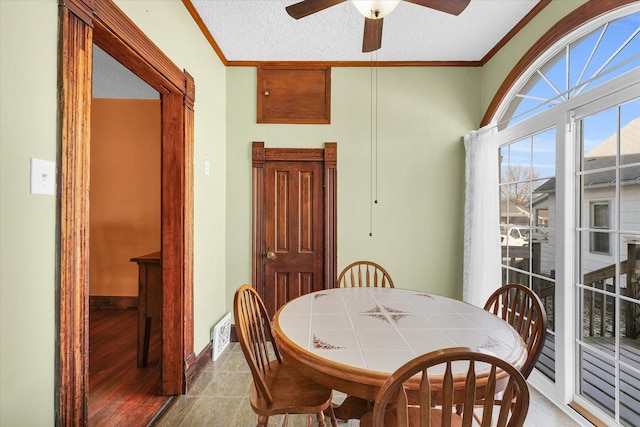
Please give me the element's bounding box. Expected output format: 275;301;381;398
274;287;526;376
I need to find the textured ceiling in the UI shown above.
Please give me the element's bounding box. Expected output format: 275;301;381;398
190;0;542;62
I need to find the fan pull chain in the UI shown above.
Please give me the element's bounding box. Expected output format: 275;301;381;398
374;50;379;205
369;59;374;236
369;50;379;237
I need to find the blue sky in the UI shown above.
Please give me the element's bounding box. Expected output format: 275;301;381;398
502;11;639;184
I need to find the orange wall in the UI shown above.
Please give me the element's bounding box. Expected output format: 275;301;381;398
90;98;161;296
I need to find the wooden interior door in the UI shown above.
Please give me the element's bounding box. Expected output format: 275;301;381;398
252;142;337;318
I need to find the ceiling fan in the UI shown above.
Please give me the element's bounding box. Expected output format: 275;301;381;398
286;0;471;53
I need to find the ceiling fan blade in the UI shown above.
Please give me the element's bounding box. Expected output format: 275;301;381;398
404;0;470;16
362;17;383;53
286;0;346;19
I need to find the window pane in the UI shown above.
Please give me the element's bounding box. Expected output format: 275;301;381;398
579;344;616;417
620;362;640;427
587;14;640;93
535;227;555;280
620;235;640;298
508;138;531;171
620;237;640;349
502;266;529;286
533;128;556;179
500;96;550;130
580;280;616;344
499;146;509;183
534;277;555;331
621;181;640;233
569;28;603;91
591;231;611;254
592;203;610;228
537;49;568;100
620;300;640;370
582;108;618;172
579;171;615;229
620;98;640;165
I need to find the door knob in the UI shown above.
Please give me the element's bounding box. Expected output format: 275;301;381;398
266;251;276;260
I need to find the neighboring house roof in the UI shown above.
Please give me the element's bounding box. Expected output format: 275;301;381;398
582;117;640;187
500;201;530;219
582;155;640;187
535;177;556;194
535;117;640;193
585;117;640;158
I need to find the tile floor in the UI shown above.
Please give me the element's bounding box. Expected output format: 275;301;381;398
153;343;582;426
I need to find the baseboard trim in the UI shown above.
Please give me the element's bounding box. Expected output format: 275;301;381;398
184;343;211;393
89;295;137;310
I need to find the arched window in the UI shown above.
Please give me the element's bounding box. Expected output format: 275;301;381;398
483;3;640;426
498;10;639;130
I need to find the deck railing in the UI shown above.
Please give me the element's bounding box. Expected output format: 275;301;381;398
582;242;639;340
503;242;639;339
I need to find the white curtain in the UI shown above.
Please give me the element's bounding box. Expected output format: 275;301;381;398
462;127;501;307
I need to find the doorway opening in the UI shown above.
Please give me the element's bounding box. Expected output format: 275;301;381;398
57;1;195;424
88;45;165;424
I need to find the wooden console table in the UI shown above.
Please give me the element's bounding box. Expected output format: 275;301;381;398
130;251;161;367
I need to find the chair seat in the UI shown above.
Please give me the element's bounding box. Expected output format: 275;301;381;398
249;359;334;417
360;407;462;427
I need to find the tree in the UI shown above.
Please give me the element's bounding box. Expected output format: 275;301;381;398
501;164;540;207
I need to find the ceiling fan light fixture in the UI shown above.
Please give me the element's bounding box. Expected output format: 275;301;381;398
350;0;401;19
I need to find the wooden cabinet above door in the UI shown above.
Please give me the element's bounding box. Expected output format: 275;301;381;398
257;66;331;124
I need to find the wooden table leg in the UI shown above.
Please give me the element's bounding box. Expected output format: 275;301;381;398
332;395;373;421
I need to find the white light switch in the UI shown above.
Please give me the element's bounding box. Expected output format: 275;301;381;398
30;157;56;195
205;160;210;176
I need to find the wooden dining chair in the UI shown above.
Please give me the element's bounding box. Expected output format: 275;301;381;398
484;283;548;379
459;283;547;421
359;347;530;427
233;285;338;427
336;261;394;288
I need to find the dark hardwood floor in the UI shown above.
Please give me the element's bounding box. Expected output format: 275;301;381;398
89;309;170;426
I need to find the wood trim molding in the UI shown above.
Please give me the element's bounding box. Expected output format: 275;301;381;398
58;5;92;425
93;1;186;93
58;0;195;423
61;0;94;26
479;0;552;65
159;92;186;396
182;70;196;389
481;0;638;127
228;60;482;67
89;296;138;310
251;142;266;300
181;0;228;66
184;341;212;393
569;402;609;427
324;143;338;290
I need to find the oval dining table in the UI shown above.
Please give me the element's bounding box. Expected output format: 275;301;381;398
272;287;527;420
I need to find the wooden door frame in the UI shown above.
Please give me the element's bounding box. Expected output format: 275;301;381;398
251;142;338;301
58;0;195;424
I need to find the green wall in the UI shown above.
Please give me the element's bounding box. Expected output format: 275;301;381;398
225;66;479;310
0;3;58;425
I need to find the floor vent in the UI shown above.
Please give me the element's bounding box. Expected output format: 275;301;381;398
212;312;231;361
